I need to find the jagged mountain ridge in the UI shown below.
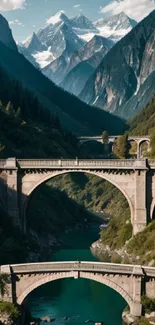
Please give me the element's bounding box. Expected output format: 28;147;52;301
37;21;84;59
0;14;18;52
0;14;126;136
60;35;114;95
94;12;137;42
23;32;47;54
42;35;114;86
20;11;136;86
80;10;155;119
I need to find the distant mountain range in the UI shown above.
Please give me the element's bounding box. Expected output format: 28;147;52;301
0;13;126;136
4;8;155;123
80;10;155;119
19;11;136;88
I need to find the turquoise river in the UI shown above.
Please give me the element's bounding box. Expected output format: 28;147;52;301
26;225;126;325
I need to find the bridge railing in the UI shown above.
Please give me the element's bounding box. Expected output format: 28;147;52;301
17;159;147;170
7;261;134;275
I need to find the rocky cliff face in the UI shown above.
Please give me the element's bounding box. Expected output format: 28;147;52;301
59;35;114;94
42;35;113;86
60;61;94;96
0;14;18;52
80;10;155;119
23;32;47;54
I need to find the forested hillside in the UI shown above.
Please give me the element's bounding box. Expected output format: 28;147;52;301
0;106;78;159
0;38;127;135
129;93;155;135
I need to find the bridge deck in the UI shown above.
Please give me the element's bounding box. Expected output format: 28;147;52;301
0;158;150;170
1;261;155;277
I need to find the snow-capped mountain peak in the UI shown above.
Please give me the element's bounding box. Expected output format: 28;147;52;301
71;13;97;31
94;11;137;42
46;11;69;26
23;32;47;54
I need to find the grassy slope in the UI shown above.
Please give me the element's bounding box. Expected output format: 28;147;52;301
129;93;155;135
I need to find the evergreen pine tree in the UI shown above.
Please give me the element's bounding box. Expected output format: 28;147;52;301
113;135;130;159
102;131;109;144
5;101;14;116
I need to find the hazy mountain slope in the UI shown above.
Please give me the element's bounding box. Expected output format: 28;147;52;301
80;10;155;119
60;36;114;94
116;70;155;119
18;44;40;69
0;36;126;135
43;35;113;86
23;32;47;54
60;61;94;96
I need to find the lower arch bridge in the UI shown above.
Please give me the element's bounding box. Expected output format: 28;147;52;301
1;261;155;317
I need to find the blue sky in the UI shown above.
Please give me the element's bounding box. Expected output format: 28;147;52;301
0;0;155;42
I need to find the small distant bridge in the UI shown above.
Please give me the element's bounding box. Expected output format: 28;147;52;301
1;261;155;317
78;136;150;159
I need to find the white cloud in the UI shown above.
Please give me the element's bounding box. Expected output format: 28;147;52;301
0;0;26;11
74;4;80;8
9;19;24;26
100;0;155;21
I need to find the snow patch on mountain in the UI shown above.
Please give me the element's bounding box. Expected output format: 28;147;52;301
32;48;55;68
94;12;137;41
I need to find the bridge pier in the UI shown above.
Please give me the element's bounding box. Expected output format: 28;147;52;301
133;170;147;235
5;158;20;227
130;266;143;316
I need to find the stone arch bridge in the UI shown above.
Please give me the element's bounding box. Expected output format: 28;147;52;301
1;158;155;235
1;261;155;317
78;136;150;158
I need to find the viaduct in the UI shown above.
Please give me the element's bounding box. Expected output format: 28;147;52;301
1;261;155;317
78;135;150;159
1;157;155;235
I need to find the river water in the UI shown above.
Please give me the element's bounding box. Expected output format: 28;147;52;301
26;225;126;325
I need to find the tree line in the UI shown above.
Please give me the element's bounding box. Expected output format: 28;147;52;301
0;64;60;129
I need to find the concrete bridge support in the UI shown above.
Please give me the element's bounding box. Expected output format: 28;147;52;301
134;170;147;235
0;158;20;227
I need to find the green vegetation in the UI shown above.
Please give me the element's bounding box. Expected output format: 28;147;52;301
149;128;155;158
0;275;10;297
129;94;155;136
100;193;132;249
44;173;132;250
27;184;94;236
102;131;109;144
139;317;150;325
0;302;20;322
113;134;131;159
126;221;155;265
0;107;78;159
141;296;155;314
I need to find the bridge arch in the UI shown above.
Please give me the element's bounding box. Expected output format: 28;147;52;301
22;170;134;229
17;271;133;310
138;140;150;158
